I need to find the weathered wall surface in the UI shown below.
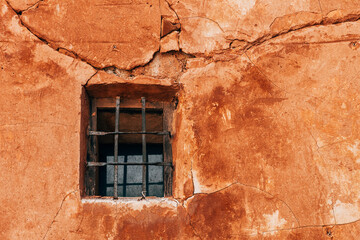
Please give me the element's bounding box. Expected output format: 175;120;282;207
1;0;360;239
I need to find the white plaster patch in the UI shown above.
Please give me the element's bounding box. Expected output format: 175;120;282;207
192;170;203;194
221;108;233;128
263;210;287;233
226;109;232;120
316;138;325;148
9;16;23;35
333;200;360;223
1;4;8;16
56;4;60;13
347;140;360;157
227;0;256;15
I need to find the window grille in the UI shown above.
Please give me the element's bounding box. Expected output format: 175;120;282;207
86;96;173;199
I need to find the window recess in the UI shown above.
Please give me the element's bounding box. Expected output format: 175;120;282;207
85;97;174;199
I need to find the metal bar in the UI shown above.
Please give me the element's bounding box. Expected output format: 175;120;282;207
87;162;173;167
163;103;173;197
89;131;170;136
123;155;127;197
86;98;98;196
113;96;120;199
104;182;164;186
141;97;147;198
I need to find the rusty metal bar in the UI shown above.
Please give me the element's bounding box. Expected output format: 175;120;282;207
87;162;172;167
141;97;147;198
163;103;173;197
113;96;120;199
89;131;170;136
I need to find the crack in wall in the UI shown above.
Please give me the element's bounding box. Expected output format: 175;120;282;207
317;0;324;17
188;213;203;240
244;51;285;96
19;0;43;13
84;71;99;87
6;0;360;78
5;0;101;70
182;16;225;33
306;128;338;226
5;0;192;84
266;38;360;46
41;190;78;240
260;217;360;236
183;181;301;232
234;14;360;52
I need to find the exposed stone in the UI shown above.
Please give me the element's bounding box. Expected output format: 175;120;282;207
160;31;180;53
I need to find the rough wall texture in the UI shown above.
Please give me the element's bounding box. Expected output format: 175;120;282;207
1;0;360;239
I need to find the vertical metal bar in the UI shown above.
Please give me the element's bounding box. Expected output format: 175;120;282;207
123;155;127;197
86;98;98;196
114;96;120;199
163;103;173;197
141;97;147;198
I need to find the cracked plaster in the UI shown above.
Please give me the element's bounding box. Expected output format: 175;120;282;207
1;0;360;239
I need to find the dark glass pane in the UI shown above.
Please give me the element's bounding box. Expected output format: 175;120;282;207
98;144;164;197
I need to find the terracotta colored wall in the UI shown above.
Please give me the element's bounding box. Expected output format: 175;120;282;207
1;0;360;239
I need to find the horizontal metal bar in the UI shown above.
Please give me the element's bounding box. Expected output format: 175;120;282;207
104;182;164;187
89;131;170;136
87;162;172;167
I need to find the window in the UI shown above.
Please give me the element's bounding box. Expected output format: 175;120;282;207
85;96;174;199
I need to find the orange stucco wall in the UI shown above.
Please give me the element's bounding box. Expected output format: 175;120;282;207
1;0;360;239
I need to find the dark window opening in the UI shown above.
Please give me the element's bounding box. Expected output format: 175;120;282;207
98;144;164;197
85;97;173;199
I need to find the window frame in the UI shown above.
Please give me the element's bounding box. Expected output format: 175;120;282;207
85;97;174;199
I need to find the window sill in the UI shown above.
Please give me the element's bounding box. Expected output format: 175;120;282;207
81;196;179;208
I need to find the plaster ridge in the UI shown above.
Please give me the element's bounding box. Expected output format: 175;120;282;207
42;190;78;240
